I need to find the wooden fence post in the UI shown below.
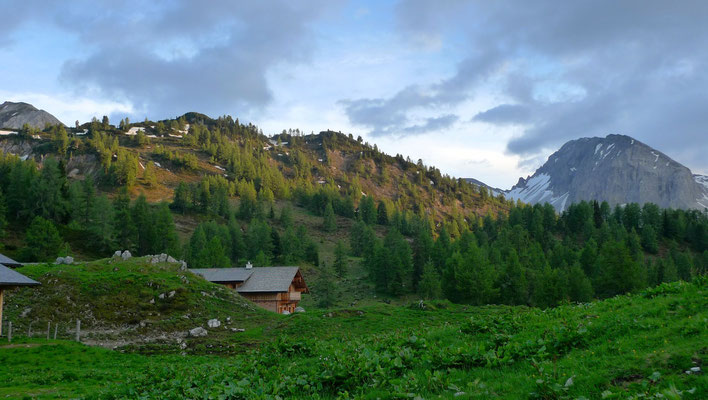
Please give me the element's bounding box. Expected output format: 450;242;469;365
75;319;81;342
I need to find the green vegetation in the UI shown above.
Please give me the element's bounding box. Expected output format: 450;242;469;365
1;279;705;398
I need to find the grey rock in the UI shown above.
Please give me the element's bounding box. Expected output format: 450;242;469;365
189;327;208;337
64;256;74;264
121;250;131;260
179;261;188;270
504;134;708;211
149;298;155;304
282;310;291;315
294;306;305;313
113;250;122;258
54;257;65;264
0;101;63;129
168;290;175;298
167;256;177;263
230;328;245;332
207;319;221;328
158;293;165;299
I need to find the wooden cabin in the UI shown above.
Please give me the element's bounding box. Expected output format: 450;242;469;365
191;265;309;314
0;263;40;335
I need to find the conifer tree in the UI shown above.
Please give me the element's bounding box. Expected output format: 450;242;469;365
114;187;136;251
418;261;442;299
322;201;336;232
143;162;157;187
316;262;337;308
377;200;388;225
88;195;116;252
333;240;347;277
22;216;65;261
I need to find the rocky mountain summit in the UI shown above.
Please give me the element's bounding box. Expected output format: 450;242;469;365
0;101;63;129
505;134;708;211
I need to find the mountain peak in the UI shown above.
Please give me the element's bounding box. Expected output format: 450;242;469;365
506;135;706;211
0;101;63;129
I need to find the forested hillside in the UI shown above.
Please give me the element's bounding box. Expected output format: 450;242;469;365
0;115;706;309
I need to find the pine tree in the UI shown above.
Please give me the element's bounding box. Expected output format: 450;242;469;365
143;162;157;187
316;262;337;308
641;224;659;254
594;241;644;298
132;194;155;255
280;205;293;227
22;216;65;261
377;200;389;225
154;202;180;257
418;261;442;299
172;181;190;214
566;263;594;303
322;201;336;232
88;195;116;252
498;250;527;305
113;187;136;251
333;240;347;277
359;195;376;225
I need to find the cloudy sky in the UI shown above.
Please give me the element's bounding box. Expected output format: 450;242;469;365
2;0;707;188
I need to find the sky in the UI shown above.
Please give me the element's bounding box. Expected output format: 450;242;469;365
1;0;707;188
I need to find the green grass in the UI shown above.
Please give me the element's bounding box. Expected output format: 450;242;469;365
3;258;276;348
1;279;705;399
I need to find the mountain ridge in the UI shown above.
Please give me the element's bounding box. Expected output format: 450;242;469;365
504;134;708;211
0;101;64;129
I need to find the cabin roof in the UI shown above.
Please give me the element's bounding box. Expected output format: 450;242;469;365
190;266;305;293
0;253;22;268
237;267;301;293
0;264;40;287
190;267;253;283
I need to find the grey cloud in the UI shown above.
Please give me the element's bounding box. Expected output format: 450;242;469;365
473;104;531;125
372;0;708;172
4;0;341;119
339;51;499;137
402;114;458;135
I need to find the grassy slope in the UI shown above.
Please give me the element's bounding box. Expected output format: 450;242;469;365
2;258;277;349
1;279;705;399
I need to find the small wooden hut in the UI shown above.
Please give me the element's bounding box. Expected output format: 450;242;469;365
191;265;309;313
0;263;40;335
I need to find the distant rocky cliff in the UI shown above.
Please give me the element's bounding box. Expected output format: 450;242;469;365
0;101;63;129
505;134;708;211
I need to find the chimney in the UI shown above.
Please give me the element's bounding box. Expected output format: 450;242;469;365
245;261;253;269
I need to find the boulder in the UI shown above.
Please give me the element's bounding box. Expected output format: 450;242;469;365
179;261;188;270
168;290;176;298
282;310;291;315
113;250;122;258
121;250;132;260
55;257;65;264
64;256;74;264
294;306;305;313
167;256;177;263
207;319;221;328
189;327;208;337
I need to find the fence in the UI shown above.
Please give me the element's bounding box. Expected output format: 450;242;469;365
0;319;82;343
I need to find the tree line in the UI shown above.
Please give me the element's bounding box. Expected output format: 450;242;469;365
350;199;707;307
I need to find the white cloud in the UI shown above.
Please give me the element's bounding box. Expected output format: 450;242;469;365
0;91;133;125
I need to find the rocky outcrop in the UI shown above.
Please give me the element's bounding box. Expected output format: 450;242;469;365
506;134;708;211
0;101;64;129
